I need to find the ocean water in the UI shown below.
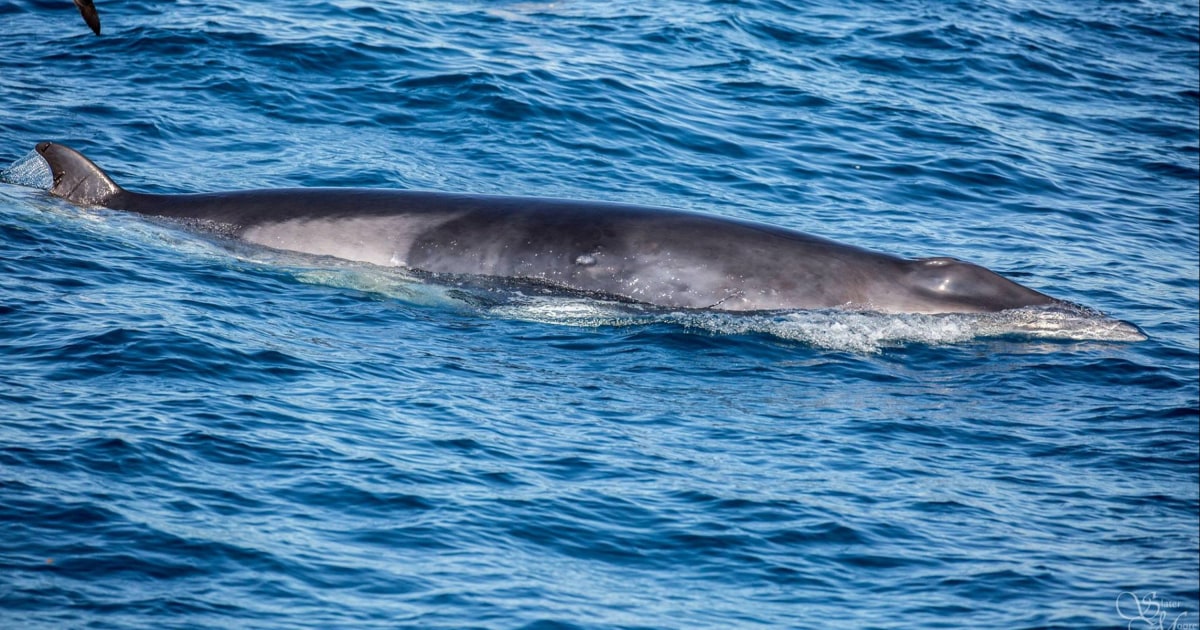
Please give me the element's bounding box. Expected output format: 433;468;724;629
1;0;1197;628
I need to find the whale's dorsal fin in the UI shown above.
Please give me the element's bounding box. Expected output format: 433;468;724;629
36;142;124;207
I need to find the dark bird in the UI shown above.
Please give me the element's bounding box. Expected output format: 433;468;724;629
73;0;101;35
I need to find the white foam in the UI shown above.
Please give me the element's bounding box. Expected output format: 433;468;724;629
485;295;1146;352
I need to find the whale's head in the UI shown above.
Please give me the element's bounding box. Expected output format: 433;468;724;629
899;256;1059;313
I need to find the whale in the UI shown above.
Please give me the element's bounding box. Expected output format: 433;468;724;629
34;141;1063;314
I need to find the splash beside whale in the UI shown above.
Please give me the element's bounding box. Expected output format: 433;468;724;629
34;141;1070;315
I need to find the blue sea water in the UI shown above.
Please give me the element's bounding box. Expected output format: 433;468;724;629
1;0;1198;627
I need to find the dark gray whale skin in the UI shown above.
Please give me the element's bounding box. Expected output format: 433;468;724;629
35;141;1061;314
